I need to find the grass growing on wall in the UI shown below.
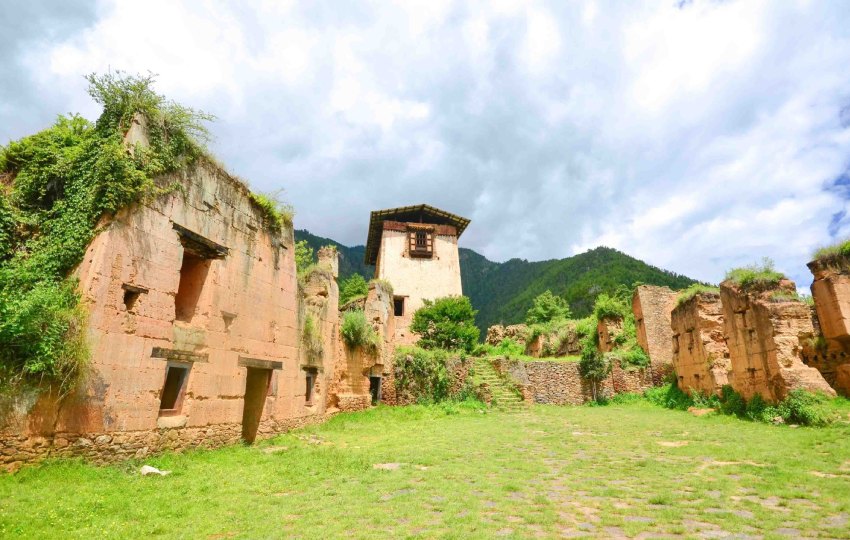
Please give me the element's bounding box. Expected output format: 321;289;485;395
724;257;786;291
0;72;213;394
340;310;380;352
675;283;720;306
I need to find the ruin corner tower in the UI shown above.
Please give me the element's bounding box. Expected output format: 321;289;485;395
364;204;470;345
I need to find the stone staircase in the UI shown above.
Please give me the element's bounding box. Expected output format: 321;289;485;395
472;357;526;412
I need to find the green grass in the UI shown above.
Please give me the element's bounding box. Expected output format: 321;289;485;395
675;283;720;306
813;236;850;264
724;258;786;290
2;403;850;539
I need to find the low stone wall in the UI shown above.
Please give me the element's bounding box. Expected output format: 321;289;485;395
1;414;325;472
493;359;653;405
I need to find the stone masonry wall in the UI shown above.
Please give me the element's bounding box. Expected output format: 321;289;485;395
670;292;731;396
720;279;835;402
494;359;653;405
633;285;677;384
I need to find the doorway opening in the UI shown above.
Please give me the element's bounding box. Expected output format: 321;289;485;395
241;367;271;443
369;376;382;405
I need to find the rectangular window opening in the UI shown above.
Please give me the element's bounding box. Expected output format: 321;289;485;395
393;297;405;317
175;251;211;323
159;364;190;414
123;290;140;311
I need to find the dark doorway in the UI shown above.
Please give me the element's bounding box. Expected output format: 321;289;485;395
393;297;405;317
241;367;271;443
369;376;382;405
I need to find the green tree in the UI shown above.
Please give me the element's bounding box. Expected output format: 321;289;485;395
410;296;480;352
525;290;571;324
579;350;611;402
294;240;314;273
339;273;369;305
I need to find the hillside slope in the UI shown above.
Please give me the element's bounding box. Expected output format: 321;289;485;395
295;230;697;331
461;246;697;330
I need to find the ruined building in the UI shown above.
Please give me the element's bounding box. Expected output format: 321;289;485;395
364;204;470;345
670;291;731;395
720;279;834;401
1;144;342;471
632;285;677;383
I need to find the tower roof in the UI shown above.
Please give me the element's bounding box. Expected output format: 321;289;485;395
364;204;470;265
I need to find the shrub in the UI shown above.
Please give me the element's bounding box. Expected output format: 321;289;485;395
593;293;629;320
724;258;785;290
393;346;458;403
410;296;479;352
340;310;380;352
525;290;571;325
578;349;610;401
676;283;720;306
775;390;837;427
339;274;369;306
644;383;693;411
491;338;525;357
719;385;746;416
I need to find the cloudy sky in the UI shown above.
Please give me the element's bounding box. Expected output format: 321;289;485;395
2;0;850;288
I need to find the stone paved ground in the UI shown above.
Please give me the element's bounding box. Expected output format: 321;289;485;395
1;402;849;539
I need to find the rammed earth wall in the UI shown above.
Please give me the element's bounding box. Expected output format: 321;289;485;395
633;285;677;384
720;279;835;402
1;158;339;472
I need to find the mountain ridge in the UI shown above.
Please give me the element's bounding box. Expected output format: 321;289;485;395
294;229;698;331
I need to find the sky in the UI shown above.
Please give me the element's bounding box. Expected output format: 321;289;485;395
2;0;850;289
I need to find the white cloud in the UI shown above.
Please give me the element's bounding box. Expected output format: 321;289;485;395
2;0;850;292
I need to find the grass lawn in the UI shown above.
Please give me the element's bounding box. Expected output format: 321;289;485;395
2;402;850;539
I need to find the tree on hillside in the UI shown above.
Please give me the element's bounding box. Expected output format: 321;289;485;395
340;273;368;305
295;240;314;273
410;296;480;352
525;290;571;324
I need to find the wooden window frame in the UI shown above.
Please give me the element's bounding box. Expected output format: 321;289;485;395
408;229;434;259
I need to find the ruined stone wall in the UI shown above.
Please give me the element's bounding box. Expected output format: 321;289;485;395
493;359;652;405
299;247;340;411
720;280;835;402
806;259;850;396
633;285;677;384
597;316;623;353
375;223;462;344
670;292;731;395
330;281;396;411
485;324;530;346
1;159;326;471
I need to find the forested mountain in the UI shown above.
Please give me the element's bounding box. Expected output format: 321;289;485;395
295;230;698;332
